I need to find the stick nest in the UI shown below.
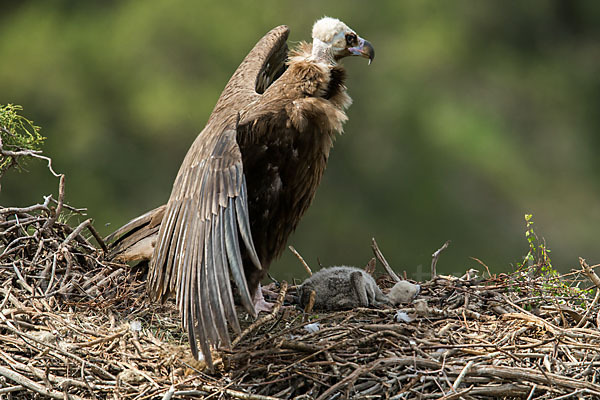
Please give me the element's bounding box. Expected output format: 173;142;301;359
2;197;600;399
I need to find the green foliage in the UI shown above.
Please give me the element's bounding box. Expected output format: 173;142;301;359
512;214;593;308
0;104;45;176
519;213;553;275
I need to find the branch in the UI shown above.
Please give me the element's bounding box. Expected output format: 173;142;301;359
431;240;451;279
289;246;312;276
0;366;88;400
371;238;401;282
0;195;52;215
42;174;65;231
174;386;283;400
232;281;288;348
580;257;600;289
60;218;92;249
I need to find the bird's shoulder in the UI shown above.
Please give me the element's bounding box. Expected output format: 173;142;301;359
237;59;350;136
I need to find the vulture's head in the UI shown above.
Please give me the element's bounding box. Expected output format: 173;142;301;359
311;17;375;64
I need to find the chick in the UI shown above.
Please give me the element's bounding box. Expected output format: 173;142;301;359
387;281;420;305
298;266;390;311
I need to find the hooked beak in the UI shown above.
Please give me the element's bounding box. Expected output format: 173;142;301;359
348;37;375;64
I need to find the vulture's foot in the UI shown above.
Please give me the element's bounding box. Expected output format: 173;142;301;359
253;284;275;313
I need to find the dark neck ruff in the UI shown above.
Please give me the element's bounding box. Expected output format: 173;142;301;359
324;65;346;101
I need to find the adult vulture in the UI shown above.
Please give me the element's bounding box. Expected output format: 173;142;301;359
107;17;374;366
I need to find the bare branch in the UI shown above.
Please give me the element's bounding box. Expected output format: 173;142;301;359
289;245;312;276
431;240;451;279
371;237;401;282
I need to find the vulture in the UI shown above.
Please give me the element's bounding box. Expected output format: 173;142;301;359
107;17;374;366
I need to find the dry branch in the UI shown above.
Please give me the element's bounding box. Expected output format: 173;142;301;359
232;281;288;348
580;257;600;289
288;245;312;276
431;239;451;278
371;237;401;282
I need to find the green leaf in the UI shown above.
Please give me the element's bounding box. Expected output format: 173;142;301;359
0;104;45;175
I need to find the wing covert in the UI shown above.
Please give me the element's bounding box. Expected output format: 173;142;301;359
209;25;290;123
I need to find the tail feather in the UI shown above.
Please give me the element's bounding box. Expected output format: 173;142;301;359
105;205;166;262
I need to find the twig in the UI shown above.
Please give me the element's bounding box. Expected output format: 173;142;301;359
452;360;474;390
86;222;108;253
2;350;104;393
0;199;51;215
44;253;58;296
501;313;560;335
69;328;128;348
547;389;585;400
175;386;283;400
0;365;89;400
0;385;23;394
289;246;312;276
303;289;316;319
42;174;65;231
48;197;87;214
324;351;339;375
470;256;492;278
0;313;121;383
431;240;451;279
580;258;600;289
437;386;473;400
60;218;92;249
575;288;600;328
371;237;401;282
161;386;176;400
232;281;288;348
468;364;600;393
84;268;124;295
315;364;366;400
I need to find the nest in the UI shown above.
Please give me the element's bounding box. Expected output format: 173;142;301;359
2;189;600;399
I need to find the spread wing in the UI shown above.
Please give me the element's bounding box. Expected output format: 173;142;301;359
149;125;260;363
148;25;290;366
209;25;290;122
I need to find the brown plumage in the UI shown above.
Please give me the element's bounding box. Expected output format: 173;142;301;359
107;17;374;366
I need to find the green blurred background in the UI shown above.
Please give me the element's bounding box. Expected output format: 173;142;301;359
2;1;599;281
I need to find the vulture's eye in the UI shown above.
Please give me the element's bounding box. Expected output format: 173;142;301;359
345;33;357;47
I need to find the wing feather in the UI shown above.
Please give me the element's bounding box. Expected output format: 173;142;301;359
154;200;180;300
188;253;201;359
149;24;290;368
221;199;242;332
188;219;203;359
235;178;262;270
172;203;190;302
203;243;218;346
225;196;255;317
179;211;195;326
149;128;259;367
209;213;231;345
